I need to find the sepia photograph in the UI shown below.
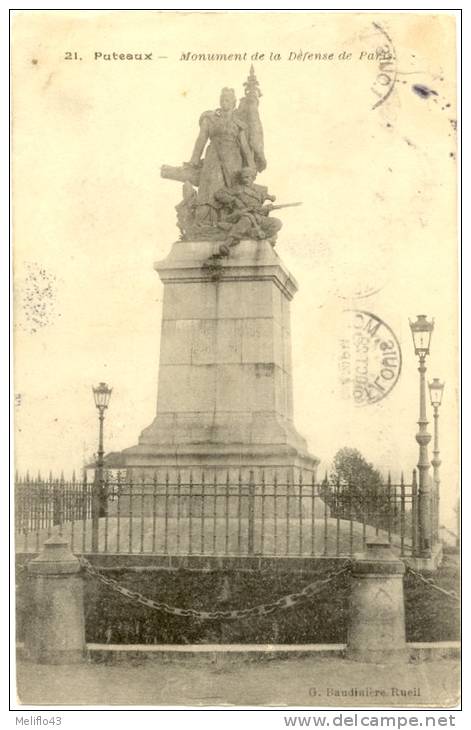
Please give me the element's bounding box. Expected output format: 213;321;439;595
11;9;460;710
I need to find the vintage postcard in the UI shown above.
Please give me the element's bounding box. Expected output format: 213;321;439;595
12;10;459;709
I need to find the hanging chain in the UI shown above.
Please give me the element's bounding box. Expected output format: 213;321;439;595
19;559;459;606
19;558;459;609
79;557;352;621
406;565;459;602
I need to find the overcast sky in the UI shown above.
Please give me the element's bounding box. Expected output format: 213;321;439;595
13;11;458;527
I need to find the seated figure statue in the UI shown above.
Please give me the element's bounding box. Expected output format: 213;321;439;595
214;167;282;256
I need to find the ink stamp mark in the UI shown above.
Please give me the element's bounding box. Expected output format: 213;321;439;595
19;262;57;334
338;310;402;407
370;22;398;110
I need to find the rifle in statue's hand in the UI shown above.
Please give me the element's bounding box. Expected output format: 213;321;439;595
261;202;303;215
267;202;303;212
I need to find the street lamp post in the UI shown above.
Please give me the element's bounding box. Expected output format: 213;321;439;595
428;377;444;546
92;382;112;552
409;315;434;558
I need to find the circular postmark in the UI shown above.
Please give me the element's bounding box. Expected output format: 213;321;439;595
350;20;398;111
338;310;402;407
369;22;398;110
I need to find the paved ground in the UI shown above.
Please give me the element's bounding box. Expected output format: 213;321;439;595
16;656;460;708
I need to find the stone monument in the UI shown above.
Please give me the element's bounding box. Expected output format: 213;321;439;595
119;67;318;480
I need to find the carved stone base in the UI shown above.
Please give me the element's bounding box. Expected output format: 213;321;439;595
117;238;318;480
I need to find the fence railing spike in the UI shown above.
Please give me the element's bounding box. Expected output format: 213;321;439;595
14;468;415;560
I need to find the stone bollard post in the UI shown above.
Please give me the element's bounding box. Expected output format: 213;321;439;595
24;537;86;664
346;538;408;663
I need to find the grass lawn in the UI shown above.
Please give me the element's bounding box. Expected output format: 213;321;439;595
404;553;460;642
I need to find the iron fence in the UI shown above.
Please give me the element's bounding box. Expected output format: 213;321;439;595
14;470;428;558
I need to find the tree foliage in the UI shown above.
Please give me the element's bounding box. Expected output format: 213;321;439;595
322;447;390;526
331;447;383;490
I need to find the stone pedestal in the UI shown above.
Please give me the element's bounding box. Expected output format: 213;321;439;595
406;541;443;572
120;239;318;480
24;538;86;664
346;538;408;663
